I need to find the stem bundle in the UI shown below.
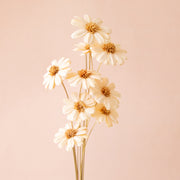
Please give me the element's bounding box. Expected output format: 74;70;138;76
60;51;97;180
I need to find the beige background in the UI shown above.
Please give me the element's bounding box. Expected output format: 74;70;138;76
0;0;180;180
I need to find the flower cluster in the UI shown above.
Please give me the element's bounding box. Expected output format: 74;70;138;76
43;14;127;152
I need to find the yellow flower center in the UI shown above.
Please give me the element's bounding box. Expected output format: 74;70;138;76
49;66;59;76
85;44;90;50
101;87;111;97
102;43;116;54
74;101;86;112
65;129;77;139
100;106;111;115
78;69;92;79
85;22;100;34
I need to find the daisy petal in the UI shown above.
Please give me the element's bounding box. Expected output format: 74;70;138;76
71;29;87;39
71;16;85;28
94;33;104;43
84;14;91;22
92;18;103;25
84;33;93;44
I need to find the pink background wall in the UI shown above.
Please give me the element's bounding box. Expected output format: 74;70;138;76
0;0;180;180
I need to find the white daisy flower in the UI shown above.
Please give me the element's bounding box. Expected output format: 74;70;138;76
71;14;111;44
54;123;87;151
93;103;119;127
43;57;71;89
63;92;95;122
67;69;101;89
92;42;127;65
73;42;91;55
91;78;120;108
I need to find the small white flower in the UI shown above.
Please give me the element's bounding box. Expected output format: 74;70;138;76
63;92;95;122
93;103;119;127
54;123;87;151
43;57;71;89
91;78;120;108
67;69;101;89
92;42;127;65
73;42;91;56
71;15;111;44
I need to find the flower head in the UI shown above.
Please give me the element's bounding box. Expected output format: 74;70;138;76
63;93;95;122
93;103;118;127
54;123;87;151
91;78;120;108
71;15;111;44
92;42;127;65
73;42;91;55
67;69;101;89
43;57;71;89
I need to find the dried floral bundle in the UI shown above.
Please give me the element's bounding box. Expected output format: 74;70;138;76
43;14;127;180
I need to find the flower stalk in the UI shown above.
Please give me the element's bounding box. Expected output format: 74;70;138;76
73;147;79;180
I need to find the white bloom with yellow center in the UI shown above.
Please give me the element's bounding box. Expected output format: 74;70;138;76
92;42;127;65
63;93;95;122
67;69;101;89
71;15;111;44
73;42;91;55
91;78;120;108
93;103;118;127
43;57;71;89
54;123;87;151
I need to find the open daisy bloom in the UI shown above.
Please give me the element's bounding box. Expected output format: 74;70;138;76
43;57;71;89
91;78;120;108
71;15;111;44
93;103;119;127
54;123;87;151
73;42;91;55
67;69;101;89
63;93;95;122
92;42;127;65
43;14;127;180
